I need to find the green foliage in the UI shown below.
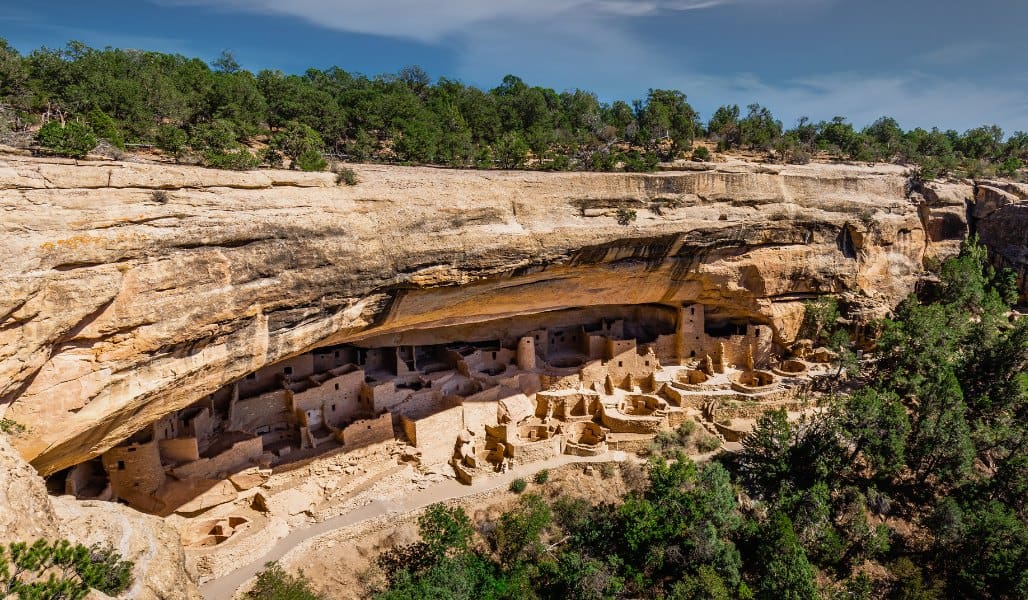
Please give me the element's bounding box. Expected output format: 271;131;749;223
799;296;840;343
246;562;323;600
86;108;122;148
0;539;133;599
534;470;549;484
616;208;637;226
692;145;711;161
36;120;96;158
509;478;527;493
155;124;188;160
494;494;551;564
274;123;326;170
753;513;818;600
334;165;358;185
492;131;529;169
151;190;170;204
0;418;24;434
203;149;259;170
294;149;327;172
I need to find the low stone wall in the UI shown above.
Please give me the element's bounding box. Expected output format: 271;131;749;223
600;405;665;434
341;413;394;449
170;436;262;481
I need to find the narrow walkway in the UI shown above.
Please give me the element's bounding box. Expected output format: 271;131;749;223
200;451;627;600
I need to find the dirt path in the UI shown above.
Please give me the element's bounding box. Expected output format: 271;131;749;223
200;451;627;600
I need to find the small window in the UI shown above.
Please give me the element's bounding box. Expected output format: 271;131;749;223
335;383;340;390
284;366;293;375
117;461;126;470
618;361;623;367
334;350;340;358
755;330;760;337
246;373;256;380
690;351;696;357
127;447;136;453
492;352;497;360
690;307;695;315
645;361;649;366
331;404;336;412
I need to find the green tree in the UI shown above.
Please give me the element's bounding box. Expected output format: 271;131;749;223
741;408;793;493
753;513;818;600
839;388;909;477
492;131;529;169
738;103;782;151
275;123;326;171
494;494;551;565
708;104;740;149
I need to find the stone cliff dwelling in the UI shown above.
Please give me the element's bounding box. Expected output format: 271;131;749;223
47;303;834;515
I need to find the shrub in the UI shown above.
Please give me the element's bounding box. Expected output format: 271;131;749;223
151;190;170;204
621;149;659;172
534;470;549;484
692;145;711;161
616;208;637;226
599;463;616;479
294;148;327;172
0;418;24;434
36;120;96;158
204;150;259;171
510;478;527;493
334;166;358;186
246;562;323;599
697;434;722;453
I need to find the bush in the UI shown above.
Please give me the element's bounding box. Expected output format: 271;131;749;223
294;148;327;172
151;190;170;204
334;166;358;185
696;434;722;453
246;562;323;599
692;145;711;161
616;208;637;226
599;463;616;479
0;418;24;434
204;150;259;171
36;120;96;158
534;470;549;484
510;478;527;493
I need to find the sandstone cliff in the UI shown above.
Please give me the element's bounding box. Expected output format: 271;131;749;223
0;155;1008;475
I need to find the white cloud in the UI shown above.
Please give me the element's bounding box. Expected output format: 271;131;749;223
155;0;819;43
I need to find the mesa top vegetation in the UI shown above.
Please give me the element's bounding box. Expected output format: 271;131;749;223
1;40;1026;179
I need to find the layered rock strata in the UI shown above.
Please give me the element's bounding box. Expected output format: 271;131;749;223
0;156;999;474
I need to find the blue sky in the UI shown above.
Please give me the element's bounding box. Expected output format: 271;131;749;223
3;0;1027;132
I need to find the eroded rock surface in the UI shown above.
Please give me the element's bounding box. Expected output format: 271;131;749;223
0;156;1012;474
